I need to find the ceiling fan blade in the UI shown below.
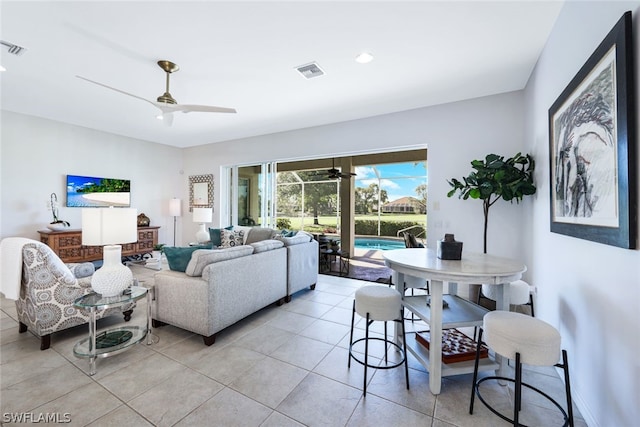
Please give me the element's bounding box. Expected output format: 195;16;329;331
177;104;237;114
78;66;236;119
76;75;155;107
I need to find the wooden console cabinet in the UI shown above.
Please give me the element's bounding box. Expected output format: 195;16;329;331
38;226;160;263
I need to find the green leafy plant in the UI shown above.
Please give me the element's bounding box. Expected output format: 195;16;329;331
153;243;166;252
447;152;536;253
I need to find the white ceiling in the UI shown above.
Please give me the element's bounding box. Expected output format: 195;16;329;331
0;1;564;148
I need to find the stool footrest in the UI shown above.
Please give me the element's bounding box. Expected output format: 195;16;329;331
474;376;571;427
349;337;406;370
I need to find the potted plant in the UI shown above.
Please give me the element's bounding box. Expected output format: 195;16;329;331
447;152;536;305
47;193;70;231
152;243;166;260
447;152;536;254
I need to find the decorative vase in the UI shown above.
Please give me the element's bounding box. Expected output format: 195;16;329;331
91;245;133;297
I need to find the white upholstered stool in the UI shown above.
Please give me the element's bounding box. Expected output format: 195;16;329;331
470;311;574;427
348;285;409;396
475;280;535;342
479;280;535;316
391;271;429;322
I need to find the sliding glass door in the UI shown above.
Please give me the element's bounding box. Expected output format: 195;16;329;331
227;162;277;228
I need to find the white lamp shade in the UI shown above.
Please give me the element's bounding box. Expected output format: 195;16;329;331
169;198;182;217
192;207;212;223
81;208;138;245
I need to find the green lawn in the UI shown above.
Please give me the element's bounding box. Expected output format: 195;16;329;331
278;213;426;234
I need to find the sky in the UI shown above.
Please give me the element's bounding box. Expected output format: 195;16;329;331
354;162;427;202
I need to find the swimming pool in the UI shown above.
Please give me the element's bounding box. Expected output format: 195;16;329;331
354;237;405;251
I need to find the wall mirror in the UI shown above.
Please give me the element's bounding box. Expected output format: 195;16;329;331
189;174;214;211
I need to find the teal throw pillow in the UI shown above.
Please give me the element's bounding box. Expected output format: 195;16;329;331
279;229;297;237
163;246;202;272
209;225;234;247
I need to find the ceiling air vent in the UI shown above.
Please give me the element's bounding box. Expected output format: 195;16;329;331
1;40;27;56
295;62;325;79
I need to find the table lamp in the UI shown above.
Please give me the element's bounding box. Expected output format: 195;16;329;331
169;198;182;246
192;207;212;244
82;207;138;297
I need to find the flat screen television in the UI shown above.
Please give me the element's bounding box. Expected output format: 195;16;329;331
66;175;131;207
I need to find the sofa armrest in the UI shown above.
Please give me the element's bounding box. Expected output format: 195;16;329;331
286;239;319;296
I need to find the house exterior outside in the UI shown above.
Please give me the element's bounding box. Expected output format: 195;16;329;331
380;196;426;214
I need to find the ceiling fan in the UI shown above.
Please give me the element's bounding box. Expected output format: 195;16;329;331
323;158;357;180
76;60;236;126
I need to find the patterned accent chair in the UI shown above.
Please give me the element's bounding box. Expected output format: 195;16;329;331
16;241;135;350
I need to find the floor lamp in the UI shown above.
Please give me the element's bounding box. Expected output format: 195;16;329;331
169;198;181;246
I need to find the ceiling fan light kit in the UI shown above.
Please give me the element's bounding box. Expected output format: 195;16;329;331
76;59;236;125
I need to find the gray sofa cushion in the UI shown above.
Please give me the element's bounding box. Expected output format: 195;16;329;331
276;234;312;246
245;227;277;244
250;239;284;253
185;245;254;277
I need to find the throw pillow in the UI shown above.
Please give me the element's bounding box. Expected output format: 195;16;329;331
279;229;297;237
245;227;276;244
163;246;202;272
185;245;255;276
66;262;96;278
208;225;234;247
220;229;245;248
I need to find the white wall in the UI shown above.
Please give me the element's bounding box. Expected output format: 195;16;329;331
0;91;526;257
524;2;640;426
0;111;184;246
183;91;528;260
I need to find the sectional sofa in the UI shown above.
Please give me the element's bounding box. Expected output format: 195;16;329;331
151;228;318;345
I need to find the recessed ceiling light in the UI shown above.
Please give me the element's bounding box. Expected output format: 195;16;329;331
355;52;374;64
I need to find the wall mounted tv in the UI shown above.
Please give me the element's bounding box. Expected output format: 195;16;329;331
66;175;131;207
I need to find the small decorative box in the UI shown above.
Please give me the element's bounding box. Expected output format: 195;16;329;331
437;233;463;260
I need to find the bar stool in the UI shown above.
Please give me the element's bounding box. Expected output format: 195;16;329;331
474;280;534;342
348;285;409;396
470;311;574;427
391;272;429;322
479;280;535;316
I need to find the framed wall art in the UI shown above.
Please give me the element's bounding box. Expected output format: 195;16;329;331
189;174;214;212
549;11;636;249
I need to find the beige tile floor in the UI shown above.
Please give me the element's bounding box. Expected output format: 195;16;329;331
1;264;585;427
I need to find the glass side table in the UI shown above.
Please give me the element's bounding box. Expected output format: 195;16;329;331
73;285;152;375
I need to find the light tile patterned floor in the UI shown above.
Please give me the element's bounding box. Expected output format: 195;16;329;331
0;265;585;426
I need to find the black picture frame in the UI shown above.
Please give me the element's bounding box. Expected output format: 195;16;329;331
549;11;636;249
